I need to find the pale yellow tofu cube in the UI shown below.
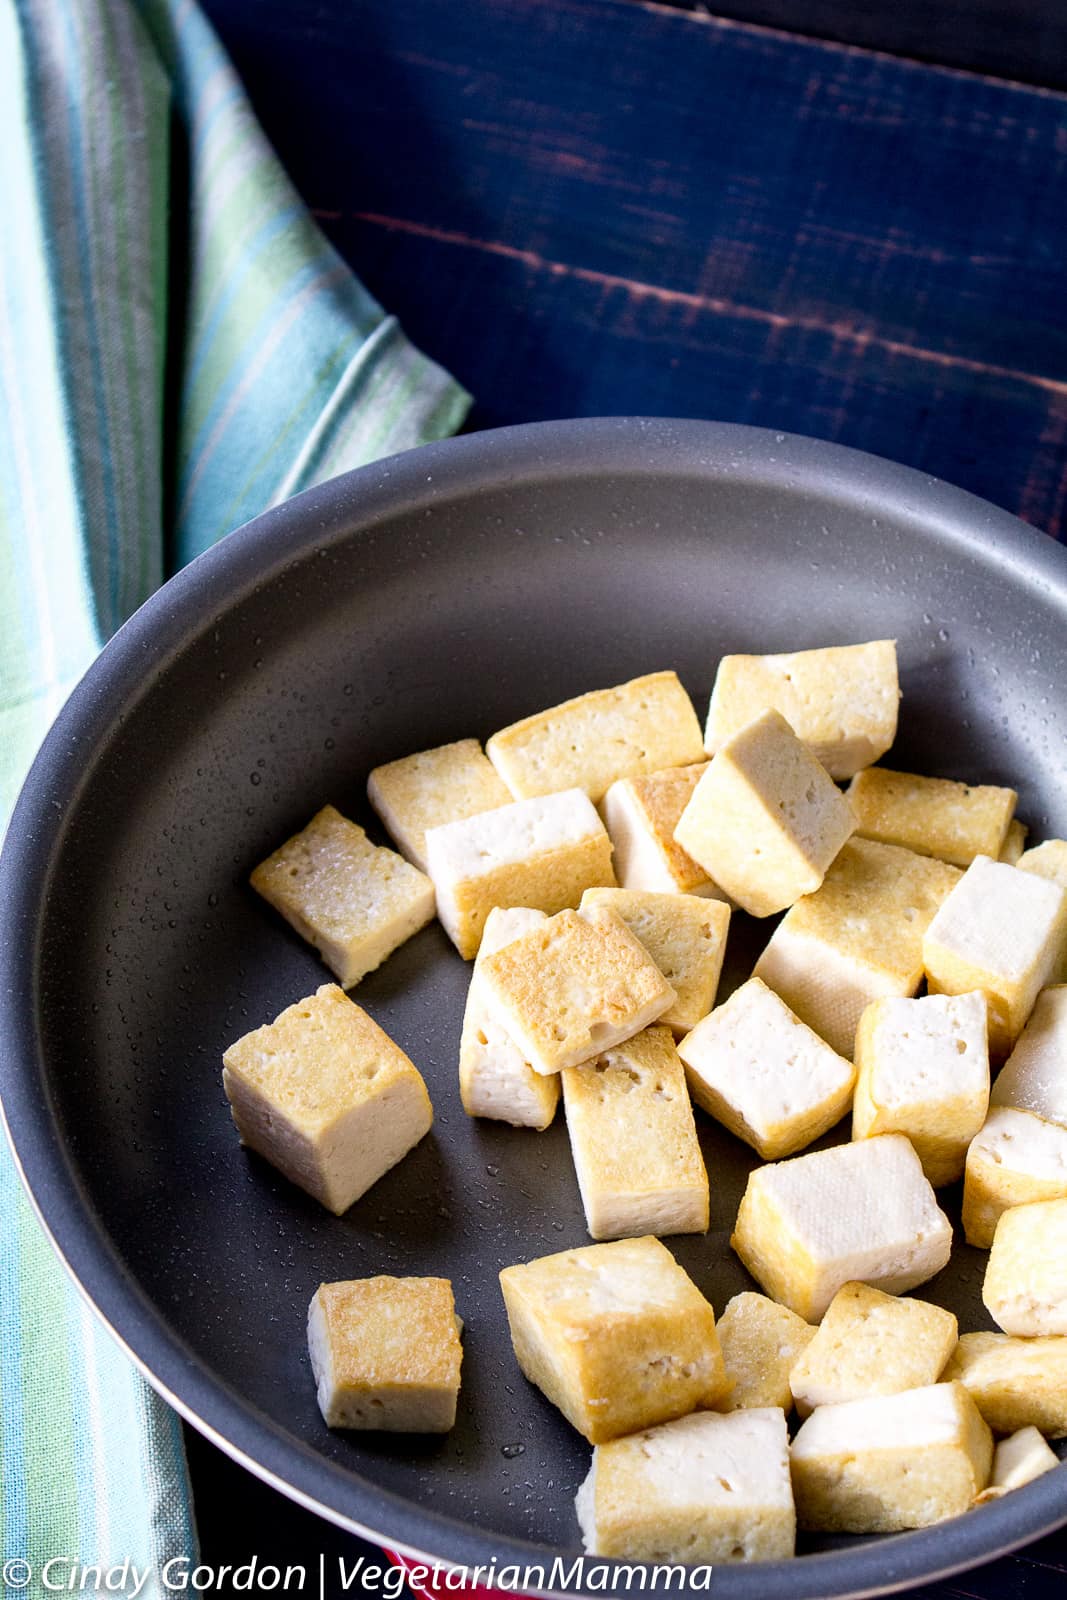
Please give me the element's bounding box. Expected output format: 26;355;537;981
561;1026;709;1240
601;763;724;898
704;640;899;780
990;986;1067;1126
580;887;730;1036
307;1277;462;1431
846;767;1016;868
478;907;675;1075
716;1293;815;1412
788;1282;957;1418
458;908;559;1129
730;1134;952;1321
944;1331;1067;1437
423;788;615;959
366;739;512;872
963;1106;1067;1248
575;1409;795;1563
1000;820;1029;865
923;857;1067;1057
498;1236;729;1443
222;985;433;1214
677;977;855;1161
790;1382;992;1533
674;709;856;918
852;991;990;1186
1018;839;1067;890
250;805;435;988
753;838;961;1059
486;671;704;802
976;1427;1060;1502
984;1198;1067;1335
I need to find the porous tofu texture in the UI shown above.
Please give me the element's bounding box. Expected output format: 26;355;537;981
788;1282;957;1418
478;907;675;1075
846;767;1016;868
499;1236;729;1443
580;887;730;1036
963;1106;1067;1248
730;1134;952;1321
944;1332;1067;1437
601;764;723;898
990;986;1067;1127
561;1026;709;1241
852;991;990;1186
250;804;435;988
983;1198;1067;1335
458;907;559;1129
307;1277;462;1431
923;857;1067;1058
704;640;899;781
1019;840;1067;890
977;1427;1060;1502
222;985;433;1215
367;739;511;872
753;838;961;1059
716;1293;815;1413
678;976;855;1162
486;671;704;803
423;788;615;959
790;1383;992;1533
575;1408;795;1563
675;710;856;918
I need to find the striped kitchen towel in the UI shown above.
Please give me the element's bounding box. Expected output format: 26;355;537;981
0;0;470;1590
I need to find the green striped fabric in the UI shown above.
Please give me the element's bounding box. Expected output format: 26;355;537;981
0;0;470;1588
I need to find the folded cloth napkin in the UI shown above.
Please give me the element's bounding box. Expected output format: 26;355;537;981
0;0;470;1586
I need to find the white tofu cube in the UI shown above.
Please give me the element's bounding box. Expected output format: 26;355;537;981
977;1427;1060;1501
458;908;559;1129
984;1198;1067;1335
990;986;1067;1126
677;977;855;1161
730;1134;952;1321
963;1106;1067;1248
580;886;730;1036
601;763;724;898
367;739;511;872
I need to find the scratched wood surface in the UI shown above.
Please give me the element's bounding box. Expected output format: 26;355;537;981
191;1;1067;1593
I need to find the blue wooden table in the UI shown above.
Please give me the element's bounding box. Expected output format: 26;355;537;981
192;0;1067;1592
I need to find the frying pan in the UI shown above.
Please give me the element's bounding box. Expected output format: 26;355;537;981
2;418;1067;1599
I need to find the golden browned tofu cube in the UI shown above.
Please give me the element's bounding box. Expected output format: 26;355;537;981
846;767;1016;868
222;984;432;1214
458;907;559;1129
944;1332;1067;1438
716;1293;815;1413
1018;840;1067;890
250;804;435;988
788;1282;957;1418
367;739;511;872
1000;820;1029;865
963;1107;1067;1248
984;1198;1067;1335
499;1236;728;1443
601;763;724;898
580;886;730;1036
307;1277;462;1431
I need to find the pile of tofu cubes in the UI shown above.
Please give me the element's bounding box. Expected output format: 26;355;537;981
221;641;1067;1565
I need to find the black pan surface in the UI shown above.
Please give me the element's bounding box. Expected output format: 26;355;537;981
3;420;1067;1599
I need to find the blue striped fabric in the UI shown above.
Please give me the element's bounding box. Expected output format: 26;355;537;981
0;0;470;1588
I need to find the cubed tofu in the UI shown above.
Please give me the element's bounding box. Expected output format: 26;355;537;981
499;1236;729;1443
222;985;433;1214
677;977;855;1161
851;991;990;1186
976;1427;1060;1502
716;1293;816;1413
674;710;856;918
790;1383;992;1533
458;907;559;1129
753;838;961;1059
366;739;512;872
944;1332;1067;1437
423;788;615;959
575;1409;795;1563
788;1282;957;1418
580;887;730;1036
561;1026;709;1240
963;1106;1067;1248
704;641;899;781
730;1134;952;1321
1000;820;1029;866
1018;840;1067;890
846;768;1016;868
478;907;675;1075
601;764;724;899
990;986;1067;1127
923;857;1067;1057
307;1277;462;1431
984;1198;1067;1335
250;805;435;988
486;672;704;802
